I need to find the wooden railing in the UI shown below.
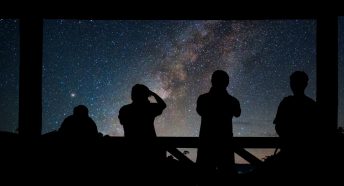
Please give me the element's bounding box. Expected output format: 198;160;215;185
108;137;279;166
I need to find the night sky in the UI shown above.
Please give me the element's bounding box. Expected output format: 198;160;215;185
339;17;344;129
42;20;317;137
0;19;19;132
1;19;343;138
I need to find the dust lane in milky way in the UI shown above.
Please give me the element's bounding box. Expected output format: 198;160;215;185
42;20;316;137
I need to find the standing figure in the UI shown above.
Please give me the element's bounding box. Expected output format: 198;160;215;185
118;84;167;167
196;70;241;184
274;71;319;159
119;84;166;139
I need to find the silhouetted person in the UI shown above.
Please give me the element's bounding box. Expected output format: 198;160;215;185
118;84;167;177
196;70;241;184
119;84;166;139
273;71;320;175
58;105;99;141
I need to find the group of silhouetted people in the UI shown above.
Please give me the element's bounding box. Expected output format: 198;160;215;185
57;69;321;184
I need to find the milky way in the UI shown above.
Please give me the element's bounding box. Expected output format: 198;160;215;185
2;18;344;160
39;20;318;137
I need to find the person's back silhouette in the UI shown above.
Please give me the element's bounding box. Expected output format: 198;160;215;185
196;70;241;184
274;71;320;164
119;84;166;139
118;84;167;173
58;105;99;140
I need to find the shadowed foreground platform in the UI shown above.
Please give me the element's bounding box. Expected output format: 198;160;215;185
0;131;342;185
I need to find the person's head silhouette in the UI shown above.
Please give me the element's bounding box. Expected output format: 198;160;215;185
290;71;308;96
211;70;229;89
73;105;89;117
131;84;150;102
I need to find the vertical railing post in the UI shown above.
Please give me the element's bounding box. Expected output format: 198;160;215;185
317;16;338;134
18;17;43;137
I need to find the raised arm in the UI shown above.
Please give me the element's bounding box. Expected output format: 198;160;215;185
150;90;167;110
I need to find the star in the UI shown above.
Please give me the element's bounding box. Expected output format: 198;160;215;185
1;18;343;163
40;19;319;138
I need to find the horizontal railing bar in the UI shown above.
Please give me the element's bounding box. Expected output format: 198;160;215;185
106;137;279;148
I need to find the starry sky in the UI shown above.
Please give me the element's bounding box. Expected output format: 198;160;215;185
0;19;19;132
339;17;344;129
42;19;317;137
1;19;343;137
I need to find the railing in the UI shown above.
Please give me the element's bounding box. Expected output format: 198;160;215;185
108;137;279;166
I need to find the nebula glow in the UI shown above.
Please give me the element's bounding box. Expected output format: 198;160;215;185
42;20;317;137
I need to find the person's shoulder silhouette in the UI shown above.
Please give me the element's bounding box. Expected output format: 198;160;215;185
274;71;317;137
59;105;98;139
118;84;166;139
273;71;320;158
197;70;241;137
